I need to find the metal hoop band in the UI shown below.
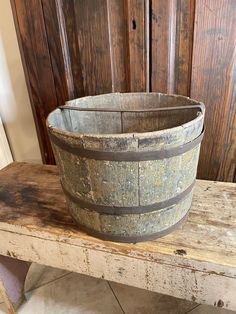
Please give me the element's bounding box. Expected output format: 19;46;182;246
61;180;195;215
49;128;204;161
69;209;190;243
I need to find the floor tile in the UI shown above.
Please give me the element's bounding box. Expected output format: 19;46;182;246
188;304;235;314
19;273;123;314
2;264;236;314
25;263;69;292
109;281;197;314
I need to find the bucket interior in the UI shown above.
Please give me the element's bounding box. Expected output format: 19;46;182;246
48;94;201;135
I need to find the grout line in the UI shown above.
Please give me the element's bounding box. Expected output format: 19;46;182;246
26;271;73;293
184;304;201;314
107;282;125;314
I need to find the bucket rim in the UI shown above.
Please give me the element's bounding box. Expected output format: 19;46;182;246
46;92;205;141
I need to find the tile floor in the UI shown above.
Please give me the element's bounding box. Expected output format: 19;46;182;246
0;263;235;313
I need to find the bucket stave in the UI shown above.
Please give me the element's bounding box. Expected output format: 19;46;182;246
47;93;205;242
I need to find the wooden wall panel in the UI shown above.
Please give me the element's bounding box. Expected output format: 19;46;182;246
174;0;195;95
11;0;57;163
151;0;195;95
151;0;175;93
73;0;112;96
42;0;75;103
126;0;148;92
191;0;236;182
107;0;129;92
60;0;85;98
11;0;236;182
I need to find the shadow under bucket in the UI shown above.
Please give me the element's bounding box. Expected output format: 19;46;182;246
47;93;205;242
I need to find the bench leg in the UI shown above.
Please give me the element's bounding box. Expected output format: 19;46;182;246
0;255;30;313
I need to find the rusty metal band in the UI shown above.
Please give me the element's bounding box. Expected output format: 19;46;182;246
61;180;195;215
70;209;190;243
59;104;205;113
49;128;204;161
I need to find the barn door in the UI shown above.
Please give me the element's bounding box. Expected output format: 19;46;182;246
11;0;236;182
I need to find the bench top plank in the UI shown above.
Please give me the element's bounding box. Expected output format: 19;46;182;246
1;162;236;309
0;162;235;273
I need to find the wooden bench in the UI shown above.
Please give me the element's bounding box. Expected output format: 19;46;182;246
0;162;235;313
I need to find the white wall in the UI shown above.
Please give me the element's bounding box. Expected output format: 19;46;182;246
0;115;13;169
0;1;42;164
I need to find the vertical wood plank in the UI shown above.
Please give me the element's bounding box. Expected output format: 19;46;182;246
74;0;112;95
174;0;195;96
61;0;85;98
151;0;176;93
151;0;195;95
126;0;147;92
106;0;129;92
11;0;57;164
191;0;236;182
42;0;77;103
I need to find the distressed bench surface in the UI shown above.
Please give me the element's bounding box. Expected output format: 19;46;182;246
0;162;236;310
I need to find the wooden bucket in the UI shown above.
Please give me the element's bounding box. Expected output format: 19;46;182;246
47;93;205;242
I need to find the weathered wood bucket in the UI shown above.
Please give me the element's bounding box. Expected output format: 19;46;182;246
47;93;205;243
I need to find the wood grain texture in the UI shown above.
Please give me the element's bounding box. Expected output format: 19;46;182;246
151;0;176;93
126;0;147;92
42;0;76;102
191;0;236;182
12;0;236;184
0;162;236;310
174;0;195;95
107;0;129;92
60;0;85;98
151;0;195;94
11;0;57;164
73;0;112;95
